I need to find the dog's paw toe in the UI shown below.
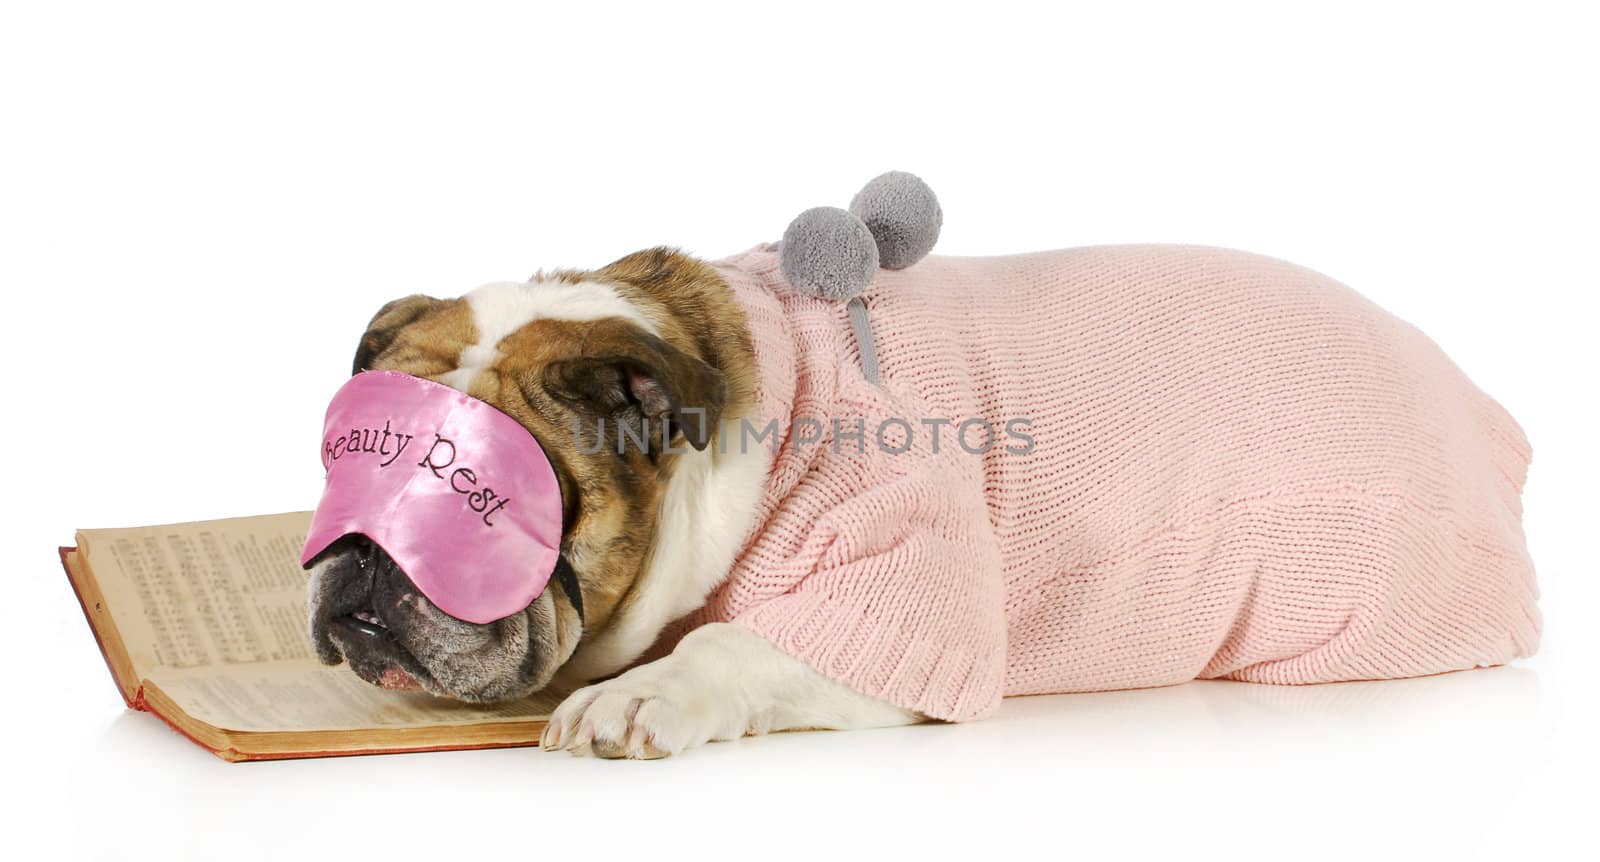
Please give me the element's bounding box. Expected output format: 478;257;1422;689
542;676;711;759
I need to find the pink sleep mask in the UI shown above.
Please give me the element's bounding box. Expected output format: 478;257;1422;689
299;371;566;624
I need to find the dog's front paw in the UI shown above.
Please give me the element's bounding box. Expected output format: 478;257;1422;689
540;662;743;759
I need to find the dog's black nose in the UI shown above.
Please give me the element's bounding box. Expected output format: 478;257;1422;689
306;535;415;663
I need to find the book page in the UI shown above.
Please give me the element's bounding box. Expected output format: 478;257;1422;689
147;663;561;732
77;512;318;675
76;512;557;733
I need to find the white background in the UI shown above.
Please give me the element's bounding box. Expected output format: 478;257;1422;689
3;2;1596;860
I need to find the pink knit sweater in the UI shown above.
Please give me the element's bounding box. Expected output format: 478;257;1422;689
672;244;1538;721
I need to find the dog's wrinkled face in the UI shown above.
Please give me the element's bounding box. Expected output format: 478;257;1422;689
306;251;735;703
308;534;572;701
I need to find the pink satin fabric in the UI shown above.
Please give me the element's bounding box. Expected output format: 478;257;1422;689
299;371;564;624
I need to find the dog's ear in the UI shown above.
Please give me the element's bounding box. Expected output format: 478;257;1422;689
542;318;726;452
352;295;444;375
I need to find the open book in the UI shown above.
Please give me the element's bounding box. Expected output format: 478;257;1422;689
60;512;558;761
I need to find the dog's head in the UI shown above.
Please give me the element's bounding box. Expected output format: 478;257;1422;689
305;249;753;703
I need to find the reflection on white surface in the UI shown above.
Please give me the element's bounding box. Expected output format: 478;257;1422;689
987;666;1543;736
790;666;1552;768
42;637;1596;862
87;666;1544;765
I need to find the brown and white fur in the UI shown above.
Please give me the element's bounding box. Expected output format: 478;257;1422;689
306;249;918;758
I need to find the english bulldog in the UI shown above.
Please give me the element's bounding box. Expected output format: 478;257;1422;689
305;240;1539;759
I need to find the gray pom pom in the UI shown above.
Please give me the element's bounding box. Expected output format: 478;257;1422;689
778;206;879;301
849;171;942;270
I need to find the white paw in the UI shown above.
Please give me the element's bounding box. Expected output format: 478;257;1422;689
539;661;744;759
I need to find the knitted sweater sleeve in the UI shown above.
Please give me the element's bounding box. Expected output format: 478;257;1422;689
729;450;1009;722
